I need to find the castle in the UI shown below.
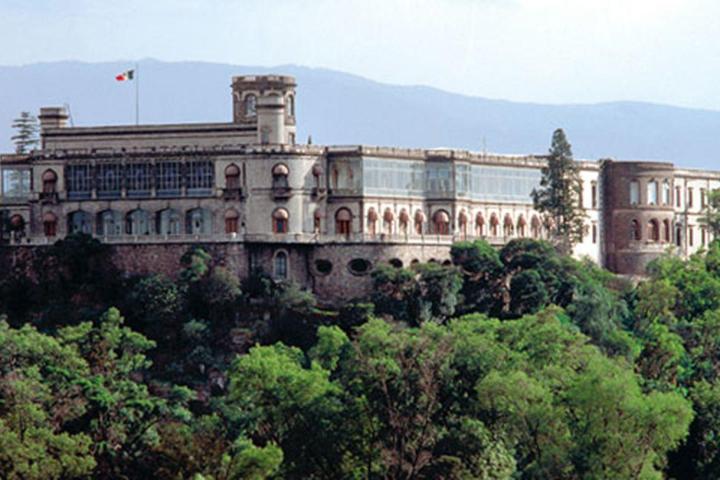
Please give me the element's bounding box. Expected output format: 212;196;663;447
1;75;718;302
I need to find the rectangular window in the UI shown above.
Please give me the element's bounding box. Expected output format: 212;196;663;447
66;164;92;199
702;227;707;246
688;187;694;208
630;181;639;205
689;226;694;246
127;163;153;197
2;169;31;198
591;183;597;208
187;160;214;196
592;224;597;244
96;163;123;198
675;186;681;207
701;188;707;208
156;161;181;196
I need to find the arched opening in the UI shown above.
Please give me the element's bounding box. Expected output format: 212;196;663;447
127;209;152;235
399;209;409;233
314;209;323;233
42;169;57;194
631;219;641;241
531;215;541;238
272;163;289;189
663;219;671;243
244;94;257;117
503;214;514;237
97;210;122;236
367;208;378;235
335;208;352;237
68;210;92;235
414;210;425;235
287;94;295;117
225;209;240;234
475;213;485;236
630;180;640;205
225;164;240;189
676;224;683;247
458;210;468;238
272;208;289;234
517;215;527;237
312;164;323;189
648;219;660;242
186;208;212;235
389;258;403;268
157;208;181;235
43;212;57;237
314;259;333;276
663;179;671;205
648;180;658;205
490;213;499;237
348;258;372;276
383;208;394;234
9;214;25;240
433;210;450;235
274;251;288;279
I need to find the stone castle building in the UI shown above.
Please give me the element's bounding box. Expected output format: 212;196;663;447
1;74;718;302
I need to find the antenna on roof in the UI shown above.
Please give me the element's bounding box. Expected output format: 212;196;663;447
482;136;487;156
63;103;75;127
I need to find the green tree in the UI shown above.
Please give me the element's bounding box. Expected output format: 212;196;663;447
11;111;39;154
532;128;587;254
701;189;720;238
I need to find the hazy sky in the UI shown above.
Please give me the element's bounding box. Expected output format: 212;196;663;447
2;0;719;109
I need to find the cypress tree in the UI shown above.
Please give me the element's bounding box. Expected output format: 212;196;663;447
11;111;39;154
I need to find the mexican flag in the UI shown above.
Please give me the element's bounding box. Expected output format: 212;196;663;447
115;69;135;81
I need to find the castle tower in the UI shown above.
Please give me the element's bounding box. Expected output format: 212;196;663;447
231;75;297;145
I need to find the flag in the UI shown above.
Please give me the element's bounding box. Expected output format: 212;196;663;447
115;69;135;81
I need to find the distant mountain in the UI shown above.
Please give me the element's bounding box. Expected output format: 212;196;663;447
0;59;718;169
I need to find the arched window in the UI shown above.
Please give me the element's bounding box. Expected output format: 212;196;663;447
312;164;323;189
273;208;289;234
676;224;683;247
663;219;671;243
272;163;289;189
399;209;409;233
490;213;499;237
630;180;640;205
127;209;152;235
157;208;181;235
225;209;240;234
531;215;541;238
335;208;352;236
503;214;514;237
186;208;212;235
631;219;641;241
314;209;323;233
287;94;295;117
475;213;485;236
517;215;527;237
367;208;378;235
648;219;660;242
383;208;394;234
68;210;92;235
9;214;25;240
648;180;658;205
43;212;57;237
663;179;671;205
225;164;241;189
97;210;122;236
274;251;288;279
42;169;57;194
433;210;450;235
244;94;257;117
414;210;426;235
458;210;468;238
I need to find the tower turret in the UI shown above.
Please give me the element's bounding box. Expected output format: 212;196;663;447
231;75;297;145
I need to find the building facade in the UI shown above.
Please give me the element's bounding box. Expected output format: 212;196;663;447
1;74;718;302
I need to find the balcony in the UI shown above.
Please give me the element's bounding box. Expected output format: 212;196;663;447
39;192;60;204
222;187;245;200
272;186;292;199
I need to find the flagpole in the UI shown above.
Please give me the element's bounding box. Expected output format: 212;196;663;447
135;62;140;126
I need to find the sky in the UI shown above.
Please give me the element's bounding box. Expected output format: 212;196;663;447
1;0;719;110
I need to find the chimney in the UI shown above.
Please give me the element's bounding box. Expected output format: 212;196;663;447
38;107;69;130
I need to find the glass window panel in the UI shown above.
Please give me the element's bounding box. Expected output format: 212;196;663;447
2;169;31;198
127;163;153;197
156;161;181;196
66;165;93;199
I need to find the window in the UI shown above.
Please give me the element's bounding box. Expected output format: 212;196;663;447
272;164;289;189
66;165;92;199
503;214;514;237
631;219;641;241
476;213;485;236
701;188;707;208
314;259;333;275
314;209;323;233
676;224;683;247
274;251;288;279
187;208;212;235
96;163;123;198
157;209;181;235
348;258;372;276
399;209;409;233
335;208;352;236
225;209;240;234
629;180;640;205
43;212;57;237
383;208;394;234
647;180;658;205
42;169;57;194
97;210;122;236
702;227;707;246
273;208;289;234
9;215;25;239
127;163;153;197
187;160;214;195
648;219;660;242
225;164;241;189
675;186;681;207
287;94;295;117
663;180;671;205
688;187;694;208
490;214;499;236
433;210;450;235
157;161;181;196
68;210;92;234
531;215;541;238
127;209;152;235
244;94;257;117
592;224;597;244
367;208;378;235
517;216;526;237
414;210;425;235
663;219;671;243
689;226;694;246
2;169;32;198
591;182;597;208
389;258;403;268
458;210;468;238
